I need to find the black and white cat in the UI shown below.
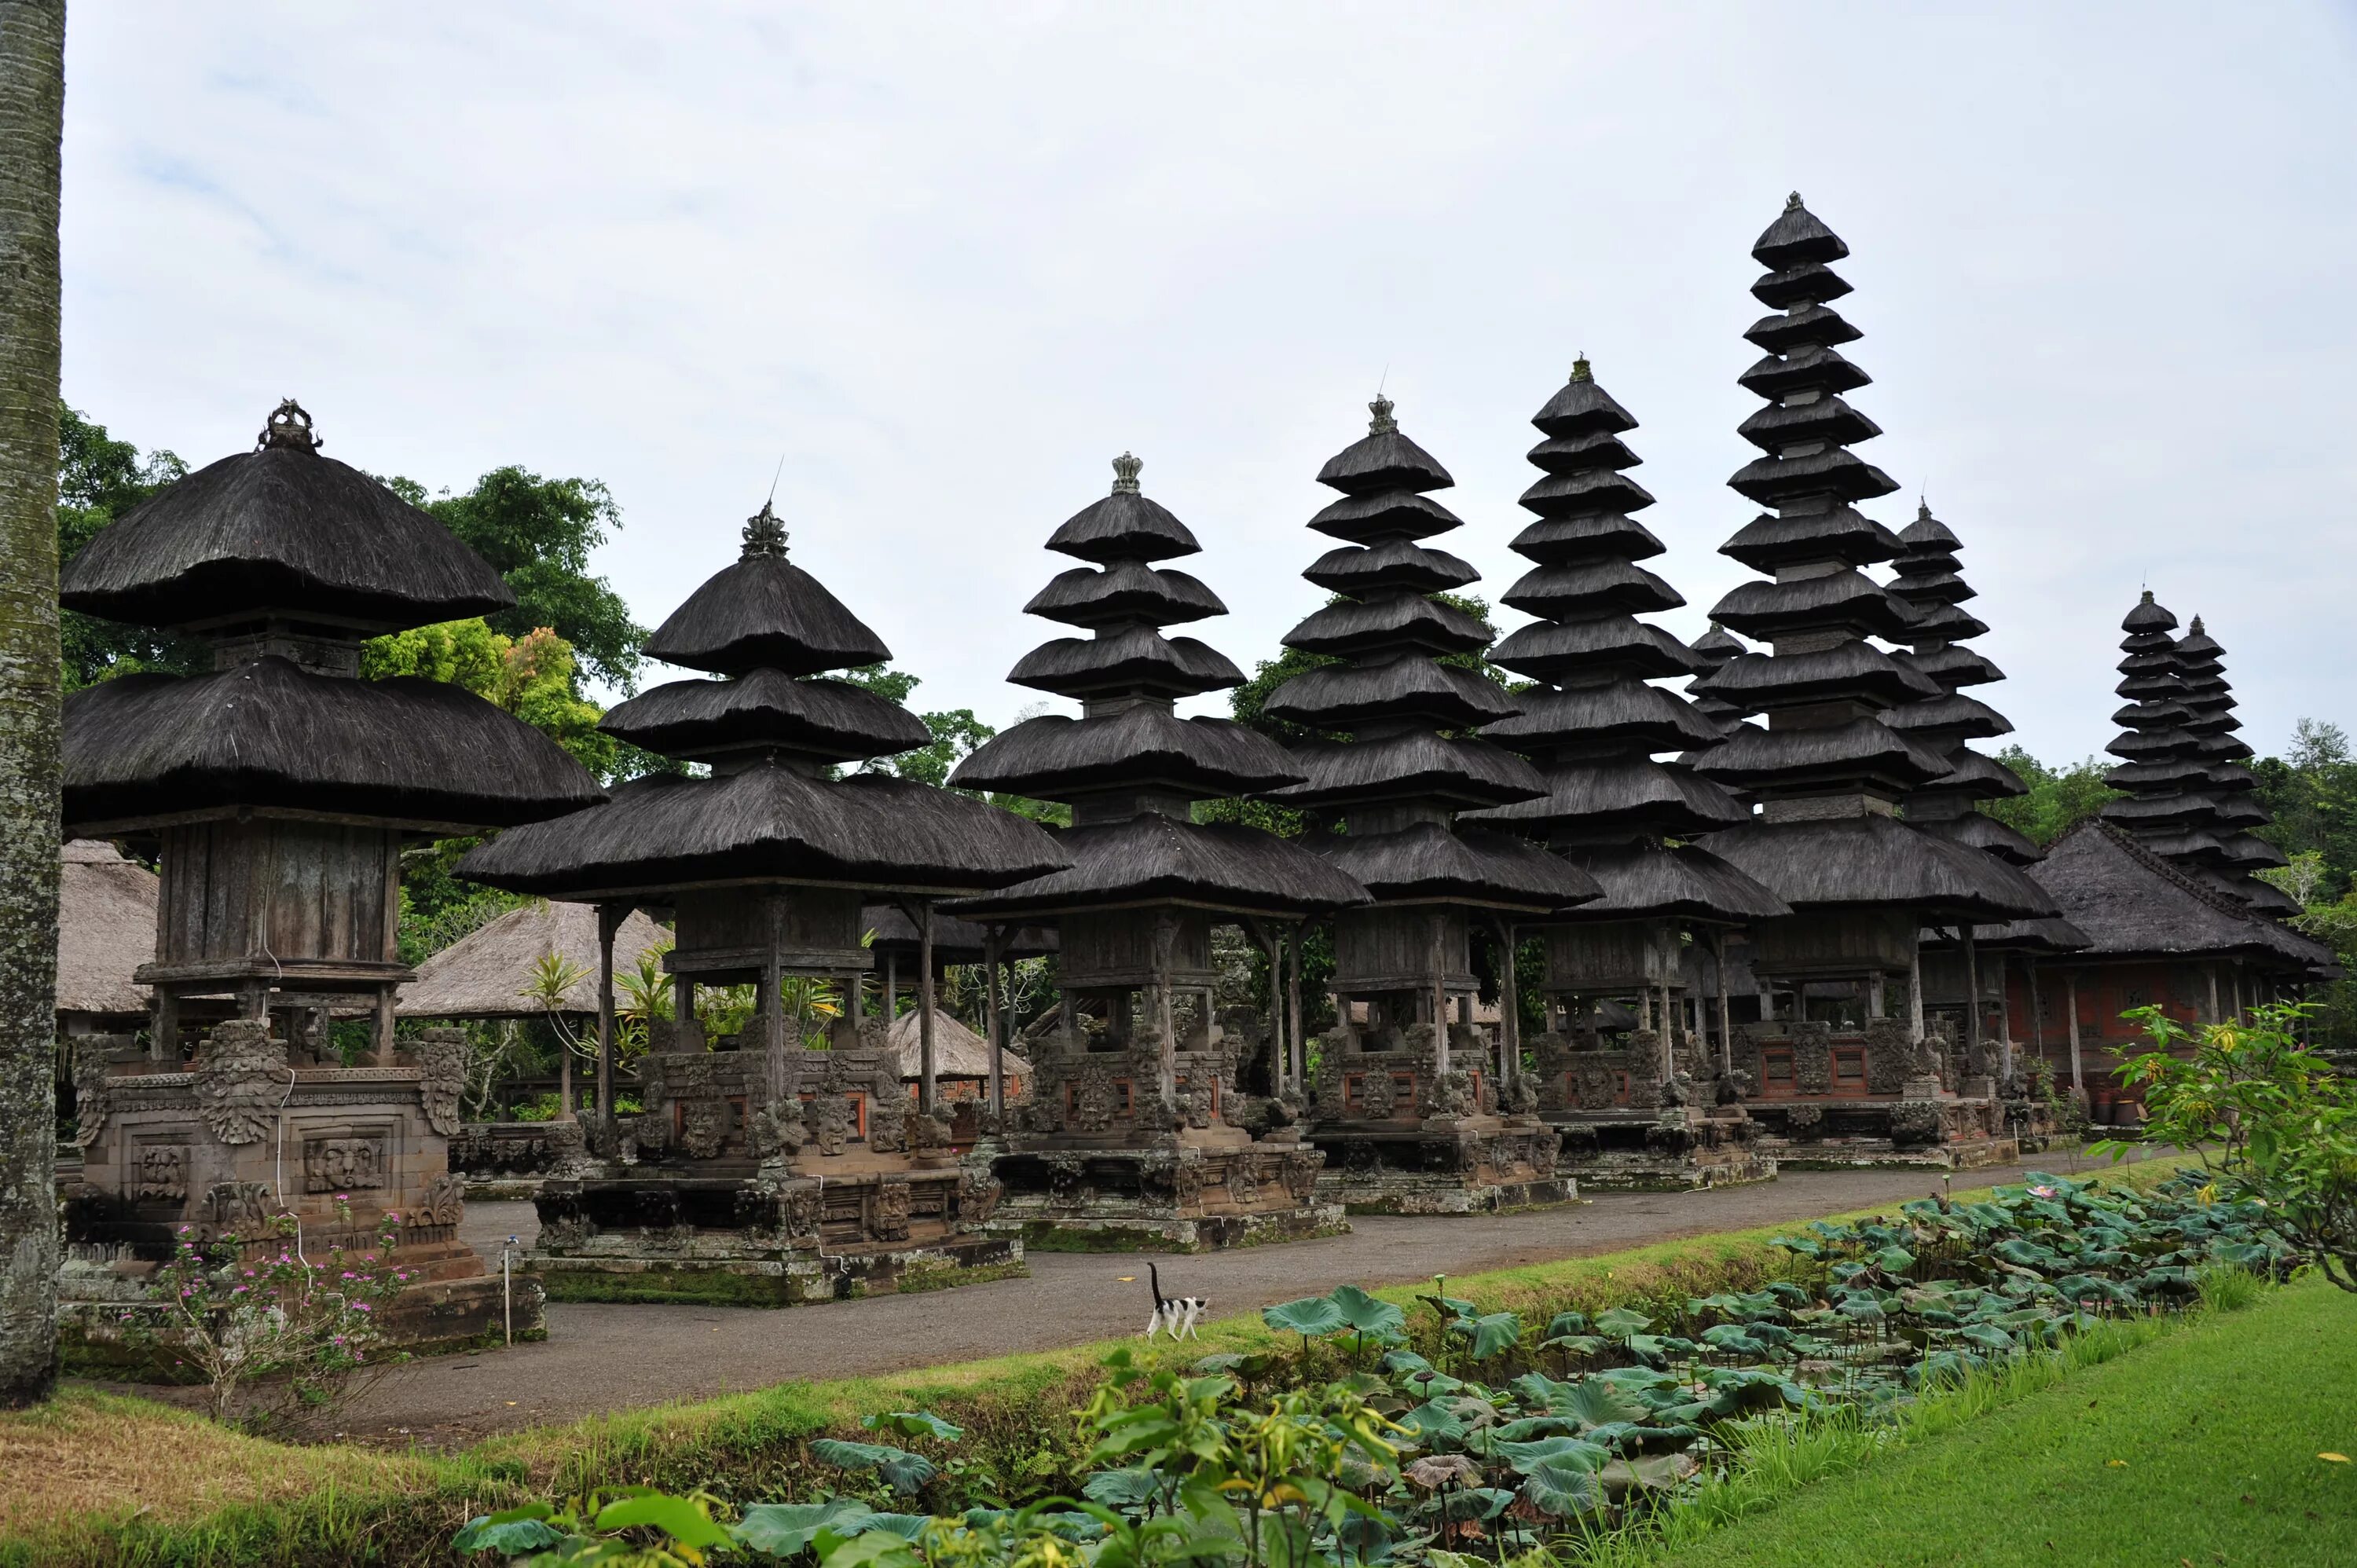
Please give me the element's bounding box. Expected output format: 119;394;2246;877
1143;1262;1208;1341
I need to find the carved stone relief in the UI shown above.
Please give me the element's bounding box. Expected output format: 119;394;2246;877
416;1027;467;1136
302;1136;387;1193
193;1020;285;1145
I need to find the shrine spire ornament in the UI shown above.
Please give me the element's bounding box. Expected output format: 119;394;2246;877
256;397;321;452
739;498;790;559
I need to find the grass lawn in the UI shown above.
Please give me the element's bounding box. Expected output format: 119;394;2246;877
1647;1275;2357;1568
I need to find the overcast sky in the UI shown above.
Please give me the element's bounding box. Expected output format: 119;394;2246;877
57;3;2357;764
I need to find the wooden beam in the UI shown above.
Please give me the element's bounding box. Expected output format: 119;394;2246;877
2066;971;2084;1094
596;903;621;1121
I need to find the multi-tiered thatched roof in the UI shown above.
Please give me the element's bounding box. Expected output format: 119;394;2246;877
1467;357;1785;925
951;454;1366;921
460;501;1066;899
2170;618;2296;914
1691;197;2053;927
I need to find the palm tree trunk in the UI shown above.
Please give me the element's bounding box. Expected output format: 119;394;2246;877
0;0;65;1409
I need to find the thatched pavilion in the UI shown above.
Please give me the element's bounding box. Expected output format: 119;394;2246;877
947;453;1362;1247
456;497;1067;1302
57;841;157;1036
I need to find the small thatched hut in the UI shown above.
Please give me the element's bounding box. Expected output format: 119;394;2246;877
58;840;158;1034
399;901;672;1020
882;1006;1032;1103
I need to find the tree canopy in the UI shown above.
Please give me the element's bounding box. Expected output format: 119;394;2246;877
1983;746;2118;847
57;405;194;687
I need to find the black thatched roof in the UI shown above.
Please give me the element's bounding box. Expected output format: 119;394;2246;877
599;670;932;764
643;504;893;676
1007;628;1244;700
1697;643;1937;713
1462;757;1751;837
1718;505;1902;572
1958;915;2093;955
2026;820;2332;973
1318;821;1600;911
949;707;1300;800
1273;732;1547;810
1491;617;1705;683
1551;841;1790;924
1044;456;1202;562
1303;540;1478;595
64;657;605;832
1501;559;1684;619
1314;402;1455;494
1692;718;1954;797
456;759;1068;899
861;903;1059;963
1482;678;1722;753
947;813;1371;920
1916;810;2043;866
1709;570;1915;642
1307;488;1465;544
1263;658;1517;732
1508;511;1667;566
1023;562;1225;628
1699;813;2058;921
58;401;515;636
1283;593;1492;660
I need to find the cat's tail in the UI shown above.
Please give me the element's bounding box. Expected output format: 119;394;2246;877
1147;1260;1164;1310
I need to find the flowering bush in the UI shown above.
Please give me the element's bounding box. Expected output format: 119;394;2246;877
130;1197;412;1427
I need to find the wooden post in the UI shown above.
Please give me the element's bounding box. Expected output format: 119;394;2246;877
149;989;178;1063
673;970;695;1035
2066;971;2084;1094
2029;960;2046;1075
373;987;396;1069
1493;918;1519;1090
1285;925;1304;1091
1245;917;1284;1095
900;897;939;1116
1960;926;1983;1072
596;903;620;1120
1153;911;1178;1105
762;896;787;1110
1907;946;1926;1044
1428;912;1450;1075
984;928;1005;1119
1994;951;2014;1088
884;950;898;1023
1711;929;1734;1076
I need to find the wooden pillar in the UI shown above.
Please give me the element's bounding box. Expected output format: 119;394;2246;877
1285;925;1305;1090
984;928;1005;1118
673;970;695;1035
2066;971;2084;1094
2231;963;2245;1022
1994;949;2014;1088
1960;926;1982;1068
1247;918;1284;1095
1428;912;1450;1075
149;989;178;1063
1906;946;1926;1044
884;950;898;1023
1153;911;1178;1104
2029;960;2046;1072
1711;929;1734;1076
596;903;621;1120
2205;963;2221;1026
762;896;788;1109
898;897;939;1116
373;987;396;1069
1493;918;1519;1089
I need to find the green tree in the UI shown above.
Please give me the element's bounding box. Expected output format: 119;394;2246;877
54;405;192;688
2253;718;2357;902
0;0;64;1408
840;664;1066;823
384;467;646;694
1983;746;2119;846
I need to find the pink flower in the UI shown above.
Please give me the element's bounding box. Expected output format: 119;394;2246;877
354;1302;372;1313
2029;1185;2058;1199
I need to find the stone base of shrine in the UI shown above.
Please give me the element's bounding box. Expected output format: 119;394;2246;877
984;1134;1345;1252
523;1229;1024;1306
1309;1118;1574;1215
1551;1114;1777;1192
1757;1134;2021;1171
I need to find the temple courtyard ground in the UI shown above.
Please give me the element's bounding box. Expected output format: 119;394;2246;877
314;1153;2117;1444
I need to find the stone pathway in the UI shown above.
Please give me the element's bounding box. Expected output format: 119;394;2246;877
313;1155;2122;1445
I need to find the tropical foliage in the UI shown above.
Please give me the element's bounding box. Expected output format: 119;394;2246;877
453;1171;2279;1566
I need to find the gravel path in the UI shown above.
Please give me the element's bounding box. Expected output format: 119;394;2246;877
327;1157;2095;1445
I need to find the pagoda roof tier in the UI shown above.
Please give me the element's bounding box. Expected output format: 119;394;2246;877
1700;812;2057;921
2103;757;2218;791
1314;423;1455;495
1719;505;1902;571
1889;564;1971;604
1727;444;1901;507
1517;466;1657;518
1281;592;1493;660
2205;761;2260;789
1736;345;1875;404
2114;670;2185;702
1461;756;1752;837
1690;716;1955;797
2227;875;2304;918
2101;791;2226;826
1743;302;1864;354
2026;821;2332;972
1750;259;1853;310
1882;692;2014;742
948;707;1302;801
2208;794;2271;826
2105;727;2201;761
1923;746;2031;800
1688;625;1747;731
1908;643;2003;687
1697;643;1938;713
1530;369;1638;437
1525;429;1642;475
455;760;1067;900
1708;569;1918;642
1895;501;1962;550
643;504;893;677
1263;657;1519;732
1735;394;1884;454
1480;677;1725;753
1318;820;1600;912
1273;726;1546;806
1916;810;2042;866
1303;540;1479;595
1753;193;1851;267
1549;840;1791;924
1959;915;2093;954
945;813;1370;921
64;657;605;833
1507;512;1668;566
2122;592;2179;635
1491;615;1706;683
2111;698;2197;728
2215;831;2289;870
1272;731;1548;811
2128;826;2228;861
1045;468;1203;563
1307;488;1465;544
1022;561;1225;629
1502;558;1684;619
1904;602;1993;643
1007;628;1244;700
598;670;932;764
59;401;515;637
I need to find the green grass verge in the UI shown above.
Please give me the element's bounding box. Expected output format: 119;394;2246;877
3;1156;2200;1566
1615;1273;2357;1568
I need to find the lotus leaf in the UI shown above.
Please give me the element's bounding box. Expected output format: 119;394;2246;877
1448;1310;1524;1361
1593;1306;1654;1338
1264;1295;1348;1340
863;1409;965;1442
1329;1284;1407;1342
809;1438;940;1495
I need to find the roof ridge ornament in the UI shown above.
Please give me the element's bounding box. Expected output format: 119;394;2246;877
740;499;790;560
1367;393;1398;435
2189;614;2205;635
1110;451;1142;495
257;398;321;452
1570;354;1592;383
1786;190;1804;211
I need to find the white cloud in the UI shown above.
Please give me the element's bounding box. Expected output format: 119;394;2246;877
60;2;2357;760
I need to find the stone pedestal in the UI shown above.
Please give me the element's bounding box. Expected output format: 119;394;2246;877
1530;1030;1776;1192
1727;1020;2017;1170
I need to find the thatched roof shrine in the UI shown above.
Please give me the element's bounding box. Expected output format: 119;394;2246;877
397;901;672;1019
58;840;156;1024
2027;820;2332;974
1465;356;1783;931
881;1007;1033;1083
1685;622;1747;735
1691;197;2053;951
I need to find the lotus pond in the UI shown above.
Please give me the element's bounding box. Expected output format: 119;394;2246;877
455;1171;2291;1566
